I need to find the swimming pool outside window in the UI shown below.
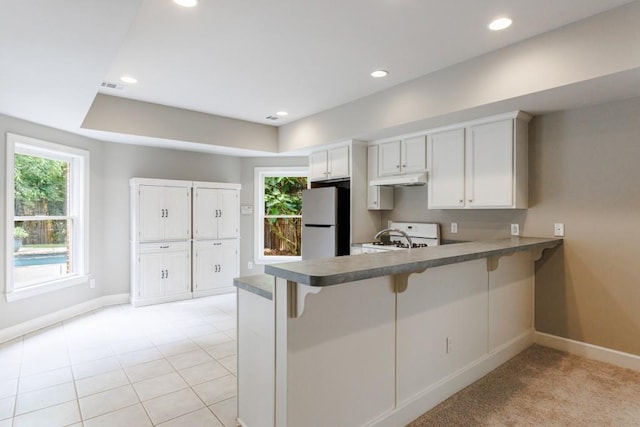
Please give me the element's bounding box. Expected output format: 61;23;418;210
5;134;90;301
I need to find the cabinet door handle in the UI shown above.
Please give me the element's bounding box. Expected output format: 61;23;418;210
160;245;169;249
459;200;463;204
161;209;165;218
215;210;218;218
218;209;222;217
396;165;400;169
468;199;473;203
165;269;169;278
161;270;165;279
402;164;407;167
166;209;168;218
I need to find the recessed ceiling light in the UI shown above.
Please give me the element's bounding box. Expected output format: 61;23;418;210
174;0;198;7
276;111;288;116
488;17;513;31
371;70;389;78
120;75;138;84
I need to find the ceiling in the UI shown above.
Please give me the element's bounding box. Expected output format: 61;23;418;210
0;0;636;155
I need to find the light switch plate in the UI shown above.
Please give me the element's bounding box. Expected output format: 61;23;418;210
451;223;458;233
240;205;253;215
554;223;565;237
511;224;520;236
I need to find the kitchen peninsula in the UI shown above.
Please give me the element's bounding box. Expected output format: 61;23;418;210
235;237;562;427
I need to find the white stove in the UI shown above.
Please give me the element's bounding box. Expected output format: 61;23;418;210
361;221;440;253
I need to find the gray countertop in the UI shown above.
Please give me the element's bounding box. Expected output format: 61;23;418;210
265;237;563;287
233;274;274;300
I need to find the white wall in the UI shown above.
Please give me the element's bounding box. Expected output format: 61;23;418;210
279;1;640;152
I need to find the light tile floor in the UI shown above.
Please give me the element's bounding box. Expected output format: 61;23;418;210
0;293;239;427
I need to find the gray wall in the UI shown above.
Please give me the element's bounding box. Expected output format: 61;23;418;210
381;97;640;356
1;115;105;330
238;156;309;277
0;114;243;330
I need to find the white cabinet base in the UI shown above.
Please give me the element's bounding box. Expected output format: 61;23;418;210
193;286;236;298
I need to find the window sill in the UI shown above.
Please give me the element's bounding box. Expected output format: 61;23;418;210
255;256;302;265
5;275;89;302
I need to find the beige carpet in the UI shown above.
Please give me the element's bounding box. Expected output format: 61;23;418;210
408;344;640;426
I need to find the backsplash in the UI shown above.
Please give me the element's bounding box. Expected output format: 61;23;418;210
380;186;527;241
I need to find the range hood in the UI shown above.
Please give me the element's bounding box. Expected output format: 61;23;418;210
370;172;427;187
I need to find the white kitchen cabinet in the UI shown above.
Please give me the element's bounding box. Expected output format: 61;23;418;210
193;239;239;296
135;241;191;306
137;184;191;242
367;145;393;210
193;183;240;240
427;128;466;208
309;146;350;181
378;135;426;177
427;112;530;209
130;178;241;307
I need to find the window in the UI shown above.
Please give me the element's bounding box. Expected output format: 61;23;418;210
5;133;89;301
254;167;308;264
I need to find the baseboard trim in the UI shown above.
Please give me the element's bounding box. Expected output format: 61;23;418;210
534;331;640;372
0;293;130;344
370;331;534;427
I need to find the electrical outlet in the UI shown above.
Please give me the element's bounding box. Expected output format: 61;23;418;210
248;261;254;270
554;223;565;237
451;223;458;234
446;336;453;354
511;224;520;236
89;279;96;289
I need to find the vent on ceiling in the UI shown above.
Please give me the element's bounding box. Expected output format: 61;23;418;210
265;115;279;121
101;81;126;90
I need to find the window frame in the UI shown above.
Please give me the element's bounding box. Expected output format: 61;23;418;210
5;133;90;301
254;166;308;265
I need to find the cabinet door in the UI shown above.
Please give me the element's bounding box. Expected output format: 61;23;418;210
138;186;165;242
194;241;217;292
215;240;238;289
194;188;218;240
367;145;393;210
378;140;401;176
428;129;465;208
164;248;191;296
309;151;328;181
328;146;349;179
138;252;165;299
217;189;239;239
164;186;191;240
466;120;514;208
194;240;237;291
401;135;426;173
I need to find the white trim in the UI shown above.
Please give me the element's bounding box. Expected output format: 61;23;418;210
5;274;89;302
0;294;130;344
5;133;90;300
534;331;640;372
368;331;534;426
253;167;308;265
369;111;532;145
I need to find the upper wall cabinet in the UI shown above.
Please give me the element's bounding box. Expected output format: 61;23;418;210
367;145;393;210
378;135;426;176
136;182;192;242
427;112;531;209
309;146;350;182
193;182;240;240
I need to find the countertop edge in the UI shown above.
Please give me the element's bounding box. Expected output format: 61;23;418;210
233;274;274;300
265;237;563;287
